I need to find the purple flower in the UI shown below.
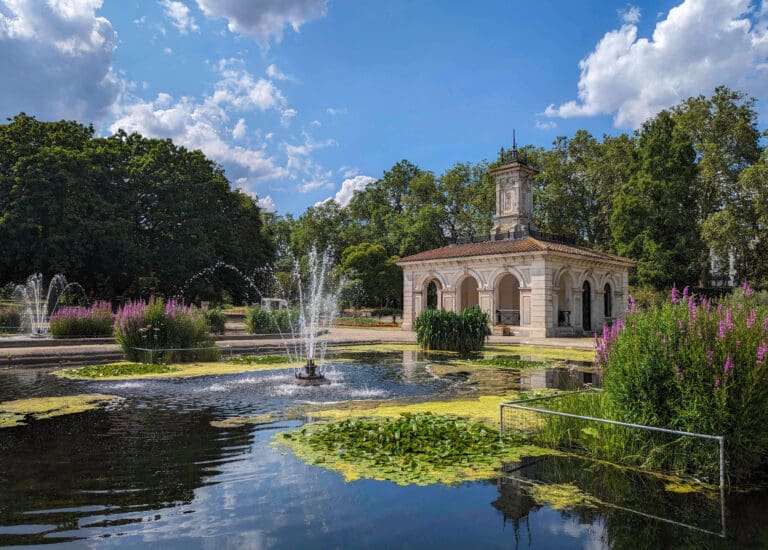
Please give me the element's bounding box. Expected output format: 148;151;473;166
718;319;726;339
758;342;767;365
706;349;714;365
682;286;690;300
743;280;753;297
671;286;680;304
678;320;686;333
747;309;757;329
726;307;734;330
627;295;637;314
715;378;721;390
724;355;733;374
688;298;698;321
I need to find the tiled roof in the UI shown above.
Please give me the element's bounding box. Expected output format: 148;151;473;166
396;237;634;265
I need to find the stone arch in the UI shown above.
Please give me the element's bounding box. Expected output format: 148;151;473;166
491;266;529;290
415;271;448;292
455;273;481;311
576;268;595;289
552;265;574;289
422;277;443;310
495;272;521;325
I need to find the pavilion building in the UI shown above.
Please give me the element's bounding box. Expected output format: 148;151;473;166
396;146;634;337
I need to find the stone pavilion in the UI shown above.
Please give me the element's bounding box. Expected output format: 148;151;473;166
396;146;634;337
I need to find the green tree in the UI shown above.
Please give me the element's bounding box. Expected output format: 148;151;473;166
340;243;402;308
611;111;702;287
672;86;764;284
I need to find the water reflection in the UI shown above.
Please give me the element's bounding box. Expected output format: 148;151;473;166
0;350;766;547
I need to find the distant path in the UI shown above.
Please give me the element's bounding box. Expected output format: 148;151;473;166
0;327;594;368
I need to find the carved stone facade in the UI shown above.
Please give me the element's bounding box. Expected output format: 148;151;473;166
396;149;634;337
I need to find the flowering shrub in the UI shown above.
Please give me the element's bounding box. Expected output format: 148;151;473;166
49;301;113;338
597;283;768;483
114;297;218;362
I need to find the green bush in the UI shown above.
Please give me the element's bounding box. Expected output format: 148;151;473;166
244;307;298;334
595;285;768;484
114;298;218;363
205;307;226;335
48;301;113;338
414;306;490;353
0;306;21;333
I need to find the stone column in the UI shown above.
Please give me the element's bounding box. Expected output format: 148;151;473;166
401;270;414;330
529;259;549;337
441;291;457;312
479;290;494;322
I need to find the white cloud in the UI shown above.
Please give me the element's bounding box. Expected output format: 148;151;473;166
284;133;336;175
266;63;292;81
110;60;293;188
619;5;641;24
212;58;287;112
232;117;247;139
339;166;359;178
163;46;173;55
310;119;321;127
0;0;119;122
280;107;298;126
256;195;276;212
333;175;375;206
535;119;557;130
195;0;327;47
160;0;199;34
545;0;768;128
325;106;347;115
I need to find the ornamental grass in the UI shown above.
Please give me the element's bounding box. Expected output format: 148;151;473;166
414;306;491;353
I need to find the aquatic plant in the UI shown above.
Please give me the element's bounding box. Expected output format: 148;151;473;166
60;363;180;378
226;355;289;365
471;357;554;369
114;297;218;363
48;301;113;338
414;306;491;353
278;412;546;486
582;284;768;484
0;394;119;428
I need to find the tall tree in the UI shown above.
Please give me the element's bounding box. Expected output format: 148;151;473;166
611;111;702;287
672;86;763;283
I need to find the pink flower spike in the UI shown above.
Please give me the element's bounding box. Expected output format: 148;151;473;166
743;280;753;297
670;285;679;304
724;355;733;374
758;342;767;365
715;378;721;390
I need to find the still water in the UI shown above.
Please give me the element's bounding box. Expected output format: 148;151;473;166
0;350;765;548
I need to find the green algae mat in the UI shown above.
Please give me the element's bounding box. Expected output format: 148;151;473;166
0;394;119;428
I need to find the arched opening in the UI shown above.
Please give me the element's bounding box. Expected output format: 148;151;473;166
604;283;612;319
496;274;521;325
426;279;440;310
459;277;479;311
557;272;573;327
582;281;592;332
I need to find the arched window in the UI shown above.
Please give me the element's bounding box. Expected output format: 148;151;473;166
427;281;438;309
604;283;612;318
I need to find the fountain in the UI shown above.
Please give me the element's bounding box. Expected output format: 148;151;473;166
179;261;262;304
286;247;338;385
12;274;84;337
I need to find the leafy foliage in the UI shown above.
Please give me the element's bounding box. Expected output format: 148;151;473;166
279;413;532;485
0;307;21;333
62;362;180;378
414;306;491;353
244;307;298;334
0;114;273;300
205;307;226;335
113;298;218;363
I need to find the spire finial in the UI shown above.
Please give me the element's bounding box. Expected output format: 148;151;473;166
512;129;517;153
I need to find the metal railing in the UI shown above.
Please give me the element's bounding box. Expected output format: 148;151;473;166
500;392;726;490
495;309;520;326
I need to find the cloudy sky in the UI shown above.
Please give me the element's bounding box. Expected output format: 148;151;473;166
1;0;766;215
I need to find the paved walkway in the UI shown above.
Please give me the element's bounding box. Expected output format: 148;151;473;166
0;327;595;367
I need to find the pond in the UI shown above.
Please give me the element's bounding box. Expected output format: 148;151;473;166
0;349;765;548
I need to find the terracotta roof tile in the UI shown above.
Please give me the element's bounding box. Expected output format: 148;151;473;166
396;237;634;265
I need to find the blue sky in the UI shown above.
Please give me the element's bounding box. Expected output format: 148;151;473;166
1;1;766;215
